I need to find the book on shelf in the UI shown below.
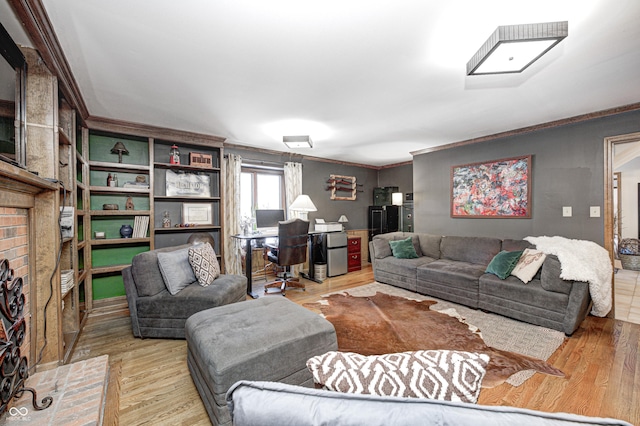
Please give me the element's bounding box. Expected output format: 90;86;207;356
61;269;75;293
123;181;150;189
133;216;149;238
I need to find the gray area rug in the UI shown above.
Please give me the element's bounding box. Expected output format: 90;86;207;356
323;282;566;386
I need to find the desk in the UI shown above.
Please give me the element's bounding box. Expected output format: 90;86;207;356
232;230;342;297
231;233;277;298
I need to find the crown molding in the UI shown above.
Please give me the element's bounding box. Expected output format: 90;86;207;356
8;0;89;119
411;102;640;157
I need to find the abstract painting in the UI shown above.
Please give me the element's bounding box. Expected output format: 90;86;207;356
451;155;531;218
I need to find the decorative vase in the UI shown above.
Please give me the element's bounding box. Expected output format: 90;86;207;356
120;224;133;238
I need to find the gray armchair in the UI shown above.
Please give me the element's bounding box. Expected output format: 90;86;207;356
122;244;247;338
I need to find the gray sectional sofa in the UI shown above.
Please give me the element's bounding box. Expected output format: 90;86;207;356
369;232;592;335
122;244;247;339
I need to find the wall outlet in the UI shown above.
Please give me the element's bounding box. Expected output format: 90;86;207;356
590;206;601;217
562;206;572;217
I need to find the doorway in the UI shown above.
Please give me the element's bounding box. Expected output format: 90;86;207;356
604;131;640;324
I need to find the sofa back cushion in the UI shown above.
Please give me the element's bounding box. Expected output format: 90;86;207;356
372;238;393;259
501;239;534;252
416;234;442;259
440;236;502;265
373;233;423;259
131;244;193;297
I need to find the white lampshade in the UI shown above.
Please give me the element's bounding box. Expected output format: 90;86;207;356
338;215;349;223
290;194;317;212
392;192;403;206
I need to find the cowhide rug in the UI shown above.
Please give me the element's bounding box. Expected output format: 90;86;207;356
305;292;564;388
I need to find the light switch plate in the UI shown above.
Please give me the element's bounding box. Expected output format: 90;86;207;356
562;206;572;217
590;206;601;217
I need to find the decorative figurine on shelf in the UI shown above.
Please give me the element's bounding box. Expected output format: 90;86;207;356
106;173;113;186
120;224;133;238
111;141;129;163
162;211;171;228
126;197;134;210
170;144;180;165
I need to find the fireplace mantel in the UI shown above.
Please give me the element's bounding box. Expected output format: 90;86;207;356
0;161;58;203
0;159;63;367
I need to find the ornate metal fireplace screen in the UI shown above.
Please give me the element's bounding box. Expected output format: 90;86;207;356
0;259;52;415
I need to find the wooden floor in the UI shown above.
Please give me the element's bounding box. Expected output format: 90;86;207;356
70;266;640;425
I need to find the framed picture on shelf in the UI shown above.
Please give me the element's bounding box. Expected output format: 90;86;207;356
166;170;211;197
182;203;213;225
451;155;531;218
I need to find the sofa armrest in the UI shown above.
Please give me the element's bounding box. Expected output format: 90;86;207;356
122;266;142;338
562;281;591;336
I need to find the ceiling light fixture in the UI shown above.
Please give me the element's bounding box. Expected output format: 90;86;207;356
467;21;568;76
283;135;313;149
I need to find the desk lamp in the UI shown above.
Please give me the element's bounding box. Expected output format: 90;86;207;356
338;215;349;231
290;194;317;220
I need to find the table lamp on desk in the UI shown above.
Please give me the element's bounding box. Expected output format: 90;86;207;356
338;215;348;231
289;194;317;220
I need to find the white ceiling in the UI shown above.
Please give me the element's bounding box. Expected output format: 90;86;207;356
4;0;640;166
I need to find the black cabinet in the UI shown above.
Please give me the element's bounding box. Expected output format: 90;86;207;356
368;205;399;242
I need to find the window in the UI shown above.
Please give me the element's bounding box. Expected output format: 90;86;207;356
240;166;285;221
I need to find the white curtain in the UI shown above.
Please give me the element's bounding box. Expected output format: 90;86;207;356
223;153;243;274
284;162;304;275
284;162;303;219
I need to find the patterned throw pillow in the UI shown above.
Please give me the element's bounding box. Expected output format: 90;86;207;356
306;350;489;403
511;248;546;283
188;242;220;286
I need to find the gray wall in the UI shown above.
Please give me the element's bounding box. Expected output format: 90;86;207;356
226;146;399;230
413;109;640;245
378;163;413;198
301;159;378;230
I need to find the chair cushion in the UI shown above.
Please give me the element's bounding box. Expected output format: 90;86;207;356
158;245;199;295
131;244;193;297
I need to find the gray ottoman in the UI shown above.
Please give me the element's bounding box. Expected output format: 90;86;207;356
185;297;337;426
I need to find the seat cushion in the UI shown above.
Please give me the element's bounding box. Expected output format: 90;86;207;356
418;259;486;289
136;274;246;319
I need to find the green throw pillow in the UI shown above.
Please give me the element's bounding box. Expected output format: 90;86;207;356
485;250;523;279
389;237;419;259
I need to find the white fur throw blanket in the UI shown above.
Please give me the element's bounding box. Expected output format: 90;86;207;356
525;236;612;317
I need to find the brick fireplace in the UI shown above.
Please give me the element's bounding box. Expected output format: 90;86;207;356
0;207;31;361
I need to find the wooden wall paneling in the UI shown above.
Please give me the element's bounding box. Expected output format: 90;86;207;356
34;190;62;366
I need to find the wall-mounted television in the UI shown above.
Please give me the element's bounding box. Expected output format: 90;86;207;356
0;22;27;168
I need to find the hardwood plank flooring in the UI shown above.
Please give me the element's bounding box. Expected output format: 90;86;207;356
70;266;639;425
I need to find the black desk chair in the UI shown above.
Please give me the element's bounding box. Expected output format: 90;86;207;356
264;218;309;296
